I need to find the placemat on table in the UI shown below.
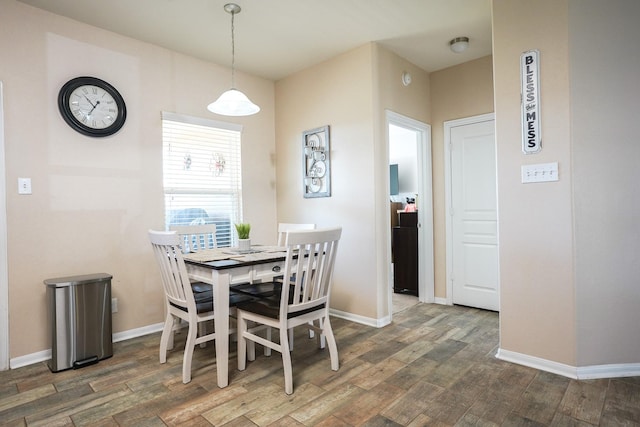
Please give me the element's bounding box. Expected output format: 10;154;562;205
183;249;232;263
230;251;287;262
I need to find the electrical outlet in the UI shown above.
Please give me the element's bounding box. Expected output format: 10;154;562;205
18;177;32;194
111;297;118;313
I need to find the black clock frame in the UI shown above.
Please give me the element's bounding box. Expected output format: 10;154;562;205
58;76;127;137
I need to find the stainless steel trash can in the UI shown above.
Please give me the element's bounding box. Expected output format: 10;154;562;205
44;273;113;372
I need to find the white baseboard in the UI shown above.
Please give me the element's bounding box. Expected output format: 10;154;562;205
11;313;385;370
10;349;51;369
434;297;449;305
497;348;640;379
576;362;640;379
113;322;164;343
330;308;391;328
9;322;164;370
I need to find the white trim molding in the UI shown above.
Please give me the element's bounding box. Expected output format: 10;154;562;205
112;322;164;344
9;310;394;370
385;110;434;307
10;349;52;370
329;308;391;328
497;348;640;380
10;323;164;370
0;81;8;372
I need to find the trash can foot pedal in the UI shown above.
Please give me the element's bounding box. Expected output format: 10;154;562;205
73;356;99;369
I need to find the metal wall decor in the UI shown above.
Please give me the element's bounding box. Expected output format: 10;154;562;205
210;153;226;176
302;125;331;198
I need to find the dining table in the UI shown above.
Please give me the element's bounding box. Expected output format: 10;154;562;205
182;245;288;388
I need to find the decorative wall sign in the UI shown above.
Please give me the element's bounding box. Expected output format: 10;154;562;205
302;125;331;198
521;49;541;154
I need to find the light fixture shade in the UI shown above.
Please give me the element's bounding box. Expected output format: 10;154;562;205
449;36;469;53
207;88;260;116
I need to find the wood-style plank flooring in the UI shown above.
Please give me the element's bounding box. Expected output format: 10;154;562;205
1;303;639;426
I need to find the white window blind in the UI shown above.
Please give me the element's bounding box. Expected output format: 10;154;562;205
162;112;243;248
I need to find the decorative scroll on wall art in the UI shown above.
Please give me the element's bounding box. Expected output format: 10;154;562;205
302;125;331;198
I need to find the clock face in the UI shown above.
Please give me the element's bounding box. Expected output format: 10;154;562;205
58;77;126;137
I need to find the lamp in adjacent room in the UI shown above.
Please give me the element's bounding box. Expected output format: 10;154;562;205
449;36;469;54
207;3;260;116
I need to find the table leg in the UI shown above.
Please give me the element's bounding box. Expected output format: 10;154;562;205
213;270;230;387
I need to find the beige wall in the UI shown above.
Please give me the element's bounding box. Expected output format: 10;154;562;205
375;45;431;314
570;0;640;366
430;56;494;299
275;44;430;321
275;44;377;319
493;0;576;365
493;0;640;371
0;1;277;359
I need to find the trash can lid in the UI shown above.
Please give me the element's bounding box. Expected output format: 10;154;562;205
43;273;113;287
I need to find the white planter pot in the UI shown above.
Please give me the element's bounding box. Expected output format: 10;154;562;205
238;238;251;251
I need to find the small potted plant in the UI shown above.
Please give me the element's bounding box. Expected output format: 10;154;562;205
235;223;251;251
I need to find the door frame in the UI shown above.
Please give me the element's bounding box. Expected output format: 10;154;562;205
386;110;434;309
444;112;495;305
0;82;8;371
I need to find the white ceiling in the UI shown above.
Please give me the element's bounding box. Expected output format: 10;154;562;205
18;0;493;81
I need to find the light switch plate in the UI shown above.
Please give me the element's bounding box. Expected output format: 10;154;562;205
521;162;559;183
18;177;32;194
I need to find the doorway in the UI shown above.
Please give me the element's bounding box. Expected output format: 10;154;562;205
386;110;433;316
444;113;499;311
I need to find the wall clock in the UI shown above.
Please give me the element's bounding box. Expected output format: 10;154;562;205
58;76;127;137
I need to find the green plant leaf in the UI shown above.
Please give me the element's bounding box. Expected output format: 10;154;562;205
235;223;251;239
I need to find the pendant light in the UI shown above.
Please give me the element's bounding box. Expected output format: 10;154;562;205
207;3;260;116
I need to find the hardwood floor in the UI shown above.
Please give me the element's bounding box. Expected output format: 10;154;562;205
1;303;639;426
392;293;419;314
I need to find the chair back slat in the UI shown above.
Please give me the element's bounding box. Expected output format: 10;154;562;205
170;224;217;252
280;227;341;318
277;223;315;246
149;230;196;313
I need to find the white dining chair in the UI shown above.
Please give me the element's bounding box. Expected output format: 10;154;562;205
170;224;217;253
232;222;316;298
148;229;253;383
236;227;342;394
233;222;317;348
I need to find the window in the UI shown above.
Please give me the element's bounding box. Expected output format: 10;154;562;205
162;112;243;248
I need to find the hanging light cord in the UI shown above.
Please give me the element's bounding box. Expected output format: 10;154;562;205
230;9;236;89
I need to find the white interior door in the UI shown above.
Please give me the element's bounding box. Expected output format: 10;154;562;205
445;114;498;311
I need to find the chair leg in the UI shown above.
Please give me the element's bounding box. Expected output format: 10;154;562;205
198;321;207;348
159;315;175;364
247;334;256;362
237;314;248;371
322;317;339;371
288;327;294;352
182;321;198;384
317;318;326;349
280;326;294;394
264;326;272;357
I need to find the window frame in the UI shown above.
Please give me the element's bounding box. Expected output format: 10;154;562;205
161;111;243;248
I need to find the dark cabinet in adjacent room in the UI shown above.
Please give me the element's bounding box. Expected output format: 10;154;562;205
392;212;418;296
